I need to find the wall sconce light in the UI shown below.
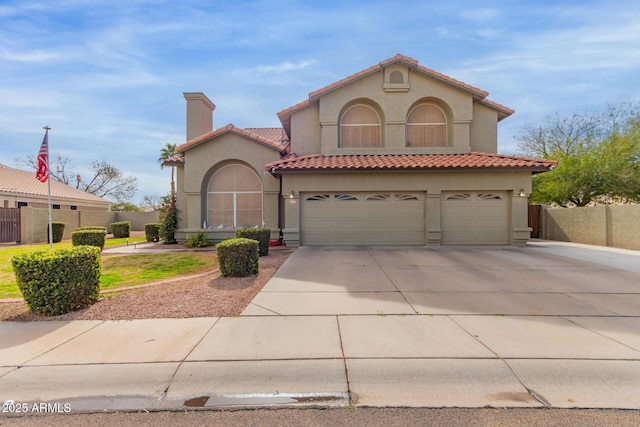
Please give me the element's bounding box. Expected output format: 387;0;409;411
519;189;526;197
289;191;295;199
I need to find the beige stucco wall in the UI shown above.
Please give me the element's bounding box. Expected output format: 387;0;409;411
541;205;640;250
470;102;498;153
20;207;159;244
281;170;532;246
290;103;321;155
287;64;501;157
175;132;281;243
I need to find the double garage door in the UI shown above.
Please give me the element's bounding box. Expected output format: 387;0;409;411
301;191;509;246
301;192;425;245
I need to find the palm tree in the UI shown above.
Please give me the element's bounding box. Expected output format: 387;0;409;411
158;143;177;199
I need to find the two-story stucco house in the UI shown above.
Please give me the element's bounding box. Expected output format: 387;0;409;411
167;54;555;246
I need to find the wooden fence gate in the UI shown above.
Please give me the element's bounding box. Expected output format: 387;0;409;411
528;205;541;238
0;208;21;243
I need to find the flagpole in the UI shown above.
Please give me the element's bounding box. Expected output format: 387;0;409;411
43;126;53;249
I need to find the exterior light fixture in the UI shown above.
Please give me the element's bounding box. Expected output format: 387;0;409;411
289;191;295;199
519;189;526;197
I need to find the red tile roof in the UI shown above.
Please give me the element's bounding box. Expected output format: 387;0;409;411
277;54;513;132
175;124;288;154
0;163;111;204
265;153;557;174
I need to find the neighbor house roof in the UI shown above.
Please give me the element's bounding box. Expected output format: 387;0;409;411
0;163;111;205
266;153;557;175
277;54;514;135
167;125;289;165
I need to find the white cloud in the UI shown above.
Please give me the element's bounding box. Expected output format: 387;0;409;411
0;48;60;63
239;60;316;76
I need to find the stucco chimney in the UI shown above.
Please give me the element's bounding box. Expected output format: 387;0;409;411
183;92;215;142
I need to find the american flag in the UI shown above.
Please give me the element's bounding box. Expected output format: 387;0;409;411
36;129;49;183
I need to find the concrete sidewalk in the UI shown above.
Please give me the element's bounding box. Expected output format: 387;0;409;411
1;242;639;412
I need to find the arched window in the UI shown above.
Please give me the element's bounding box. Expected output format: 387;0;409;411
406;104;447;147
207;164;262;228
340;104;381;148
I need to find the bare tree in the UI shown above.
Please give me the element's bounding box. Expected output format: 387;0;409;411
515;113;600;158
15;154;77;185
79;160;137;202
140;194;162;211
15;155;137;202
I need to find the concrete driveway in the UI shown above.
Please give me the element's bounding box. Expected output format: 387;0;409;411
244;243;640;317
239;243;640;408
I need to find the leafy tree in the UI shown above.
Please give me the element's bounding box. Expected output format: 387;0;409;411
158;143;177;199
15;156;137;203
524;107;640;206
110;202;141;212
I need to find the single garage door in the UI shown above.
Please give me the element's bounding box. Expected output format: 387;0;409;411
441;191;509;245
302;192;425;245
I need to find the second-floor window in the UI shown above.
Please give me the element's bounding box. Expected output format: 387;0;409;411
340;104;381;148
406;104;447;147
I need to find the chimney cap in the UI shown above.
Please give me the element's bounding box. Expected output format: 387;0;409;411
183;92;215;110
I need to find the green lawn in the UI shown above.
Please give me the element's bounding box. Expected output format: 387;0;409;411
0;238;216;299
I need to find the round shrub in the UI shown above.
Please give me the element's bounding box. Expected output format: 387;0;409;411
235;227;270;256
48;222;66;243
216;238;259;277
110;221;131;238
144;223;162;242
11;246;101;315
72;229;107;250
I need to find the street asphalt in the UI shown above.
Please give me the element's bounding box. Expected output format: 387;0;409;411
0;240;638;414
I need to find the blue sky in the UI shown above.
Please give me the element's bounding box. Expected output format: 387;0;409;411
1;0;639;204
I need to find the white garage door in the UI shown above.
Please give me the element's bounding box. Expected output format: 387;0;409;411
441;192;509;245
302;192;425;245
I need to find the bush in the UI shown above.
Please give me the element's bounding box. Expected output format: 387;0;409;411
110;221;131;238
48;222;66;243
72;229;107;250
144;223;162;242
184;232;210;248
216;238;259;277
235;227;270;256
11;246;101;315
159;194;179;244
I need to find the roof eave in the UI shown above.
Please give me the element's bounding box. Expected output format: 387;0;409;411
177;125;286;155
268;166;555;174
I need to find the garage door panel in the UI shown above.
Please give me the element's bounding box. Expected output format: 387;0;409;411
442;191;509;245
302;192;424;245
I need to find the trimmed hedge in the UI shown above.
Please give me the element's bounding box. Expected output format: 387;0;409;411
110;221;130;238
77;226;107;232
144;223;162;242
11;246;101;315
72;229;107;250
48;222;66;243
235;227;270;256
216;238;259;277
